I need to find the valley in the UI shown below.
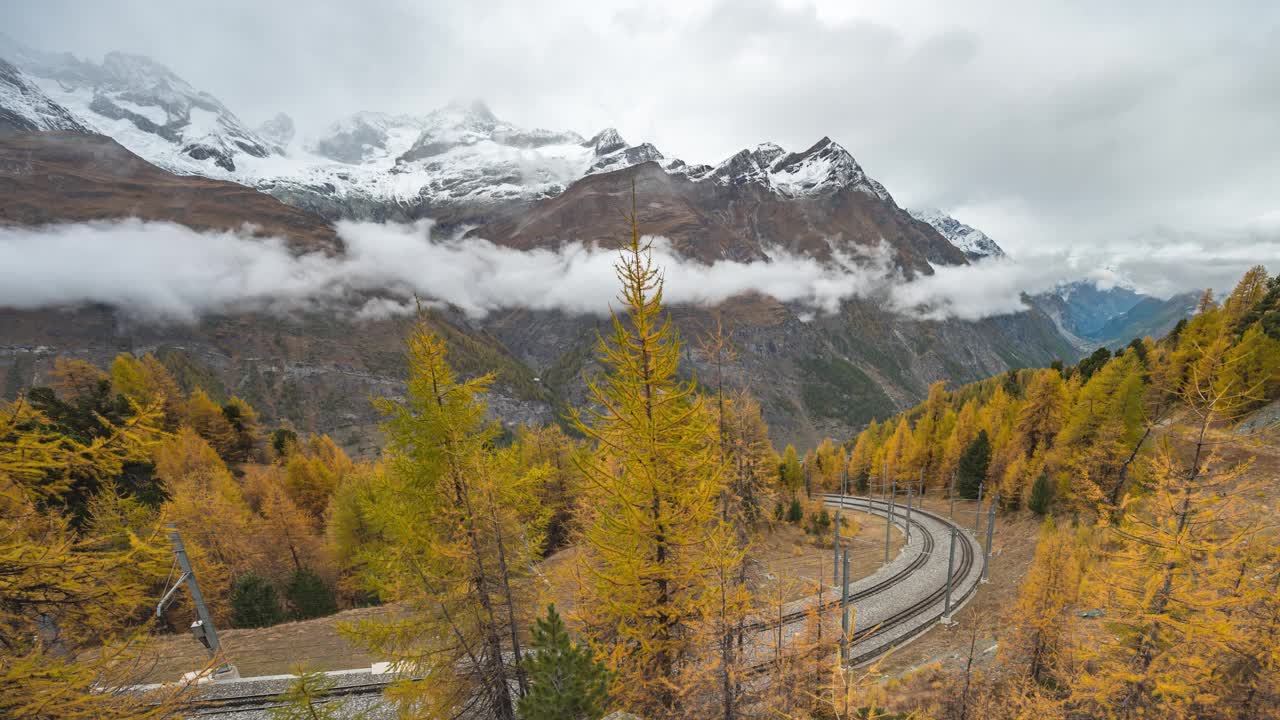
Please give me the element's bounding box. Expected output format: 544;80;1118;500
1;12;1273;720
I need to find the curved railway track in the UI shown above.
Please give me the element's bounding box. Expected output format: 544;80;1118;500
826;495;981;667
179;494;984;715
743;494;981;673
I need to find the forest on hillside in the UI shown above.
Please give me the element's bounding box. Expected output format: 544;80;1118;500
2;202;1278;719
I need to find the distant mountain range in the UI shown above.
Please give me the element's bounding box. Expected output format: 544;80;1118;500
0;37;1196;448
906;205;1198;349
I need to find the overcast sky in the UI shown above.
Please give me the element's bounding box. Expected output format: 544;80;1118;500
6;0;1279;268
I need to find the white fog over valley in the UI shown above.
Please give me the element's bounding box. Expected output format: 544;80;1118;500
2;0;1278;325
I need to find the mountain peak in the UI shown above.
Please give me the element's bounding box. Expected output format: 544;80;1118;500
587;127;627;155
752;142;786;168
437;98;499;127
908;208;1006;261
100;51;184;89
768;136;891;201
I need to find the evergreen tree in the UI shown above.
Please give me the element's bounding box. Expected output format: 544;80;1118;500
271;427;299;458
1075;347;1112;383
285;567;337;620
1027;470;1054;516
957;430;991;499
231;572;284;628
518;605;612;720
854;468;870;494
787;497;803;524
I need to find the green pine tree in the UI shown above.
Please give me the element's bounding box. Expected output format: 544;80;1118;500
231;572;284;628
286;567;337;620
1028;469;1054;515
787;497;803;524
518;604;612;720
957;429;991;499
854;468;870;494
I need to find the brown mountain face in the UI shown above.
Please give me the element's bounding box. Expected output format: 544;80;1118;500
0;131;341;255
473;160;966;272
0;131;1080;451
470;160;1077;445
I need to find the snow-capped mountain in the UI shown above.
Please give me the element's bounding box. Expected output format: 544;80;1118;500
908;208;1005;260
681;137;894;201
0;34;276;172
0;36;906;226
252;102;673;221
0;58;88;131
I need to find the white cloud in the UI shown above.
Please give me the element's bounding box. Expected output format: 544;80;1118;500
0;220;1268;324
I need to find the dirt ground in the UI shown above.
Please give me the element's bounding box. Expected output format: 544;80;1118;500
752;505;906;602
138;500;904;682
137;604;392;682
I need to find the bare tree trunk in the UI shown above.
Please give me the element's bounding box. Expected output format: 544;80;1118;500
488;489;528;697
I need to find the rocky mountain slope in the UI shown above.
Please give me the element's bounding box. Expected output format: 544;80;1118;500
0;36;973;236
0;40;1094;448
1089;291;1200;348
0;132;340;255
475;151;964;269
0;58;88;132
0;129;1080;449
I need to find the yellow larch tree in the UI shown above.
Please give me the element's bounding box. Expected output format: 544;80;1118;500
1002;518;1085;686
570;196;727;717
0;395;189;719
1072;334;1263;720
353;318;546;720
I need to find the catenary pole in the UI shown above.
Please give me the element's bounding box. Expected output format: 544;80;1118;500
166;524;221;658
942;526;957;622
974;482;984;536
833;508;841;585
949;471;957;521
840;549;850;659
905;485;913;542
983;494;998;582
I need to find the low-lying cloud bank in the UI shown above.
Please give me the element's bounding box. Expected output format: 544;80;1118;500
0;220;1269;324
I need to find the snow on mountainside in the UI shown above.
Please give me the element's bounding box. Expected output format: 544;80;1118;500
0;37;906;224
908;208;1005;260
0;58;88;132
0;34;276;173
682;137;894;201
255;112;295;152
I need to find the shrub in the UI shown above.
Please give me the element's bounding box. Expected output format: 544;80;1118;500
1028;470;1054;515
286;567;337;620
231;572;284;628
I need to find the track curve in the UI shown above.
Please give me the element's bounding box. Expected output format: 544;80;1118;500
177;494;985;715
824;494;984;666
